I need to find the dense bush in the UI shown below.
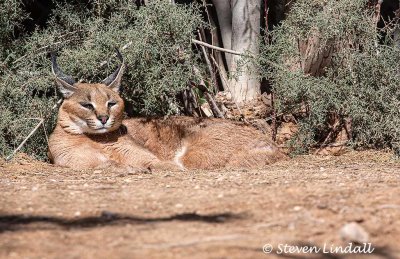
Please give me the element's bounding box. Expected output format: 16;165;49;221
0;0;26;60
0;0;203;159
260;0;400;153
1;0;399;160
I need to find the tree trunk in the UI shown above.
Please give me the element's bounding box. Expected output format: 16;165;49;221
211;0;233;68
229;0;261;103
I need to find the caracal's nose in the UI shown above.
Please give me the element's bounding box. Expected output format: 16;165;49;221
97;115;109;125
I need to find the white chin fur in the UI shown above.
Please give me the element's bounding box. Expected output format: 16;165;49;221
92;128;109;134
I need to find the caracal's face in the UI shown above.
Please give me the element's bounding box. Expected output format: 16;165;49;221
61;83;125;134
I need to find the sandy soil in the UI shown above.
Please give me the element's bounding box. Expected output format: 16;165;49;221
0;151;399;259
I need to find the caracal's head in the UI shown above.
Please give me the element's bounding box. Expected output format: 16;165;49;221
52;50;125;135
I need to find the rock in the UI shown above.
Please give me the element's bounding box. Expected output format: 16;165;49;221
293;206;302;211
340;222;369;243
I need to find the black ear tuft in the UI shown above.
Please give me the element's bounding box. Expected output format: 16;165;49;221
102;49;125;93
51;52;77;98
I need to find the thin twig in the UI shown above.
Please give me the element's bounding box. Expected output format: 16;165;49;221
204;91;224;118
192;39;243;56
197;29;218;92
6;119;44;161
194;39;287;72
6;99;62;161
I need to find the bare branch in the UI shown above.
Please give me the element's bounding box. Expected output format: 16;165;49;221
192;39;243;56
6;119;44;161
197;29;218;92
5;99;62;161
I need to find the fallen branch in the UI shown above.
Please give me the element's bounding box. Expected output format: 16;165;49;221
192;39;243;56
6;118;44;161
5;99;63;161
193;39;287;72
197;29;218;92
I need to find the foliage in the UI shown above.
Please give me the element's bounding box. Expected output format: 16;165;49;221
0;0;26;60
0;0;203;159
260;0;400;153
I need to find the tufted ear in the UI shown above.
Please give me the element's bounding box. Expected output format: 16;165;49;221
102;49;125;93
51;53;77;98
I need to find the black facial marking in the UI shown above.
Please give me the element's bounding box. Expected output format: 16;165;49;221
80;102;94;110
108;101;117;109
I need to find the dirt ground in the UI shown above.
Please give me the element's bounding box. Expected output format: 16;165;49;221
0;151;399;259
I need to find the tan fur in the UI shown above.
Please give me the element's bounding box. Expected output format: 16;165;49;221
49;53;285;172
49;82;285;172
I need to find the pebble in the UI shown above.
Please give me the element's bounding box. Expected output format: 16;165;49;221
340;222;369;243
293;206;302;211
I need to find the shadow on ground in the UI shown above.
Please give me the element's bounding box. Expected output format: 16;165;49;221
0;212;241;233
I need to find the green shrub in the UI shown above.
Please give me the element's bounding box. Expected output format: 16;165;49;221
0;0;26;60
260;0;400;153
0;0;204;159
